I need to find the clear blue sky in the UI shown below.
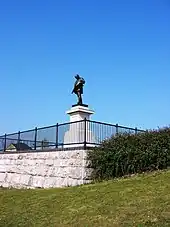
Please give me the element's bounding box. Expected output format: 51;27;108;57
0;0;170;134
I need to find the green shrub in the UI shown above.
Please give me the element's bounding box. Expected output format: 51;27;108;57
88;127;170;180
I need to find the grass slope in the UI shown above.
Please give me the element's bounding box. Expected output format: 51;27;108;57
0;170;170;227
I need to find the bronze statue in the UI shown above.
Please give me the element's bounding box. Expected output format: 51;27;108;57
72;74;85;105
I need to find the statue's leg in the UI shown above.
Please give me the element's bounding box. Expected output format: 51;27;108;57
77;91;82;105
79;94;82;105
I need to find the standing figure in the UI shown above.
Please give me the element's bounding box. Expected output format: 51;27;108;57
72;74;85;105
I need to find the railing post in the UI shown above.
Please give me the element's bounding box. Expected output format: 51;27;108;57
18;131;20;150
116;124;119;135
56;123;59;148
84;118;87;150
34;127;37;150
4;134;6;152
135;127;137;135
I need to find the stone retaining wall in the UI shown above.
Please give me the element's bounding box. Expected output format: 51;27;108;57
0;149;92;189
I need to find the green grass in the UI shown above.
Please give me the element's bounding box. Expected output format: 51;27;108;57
1;170;170;227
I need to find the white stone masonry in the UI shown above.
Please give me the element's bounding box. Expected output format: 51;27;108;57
0;149;92;189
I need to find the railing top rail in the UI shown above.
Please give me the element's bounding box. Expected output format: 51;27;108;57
5;132;19;137
86;119;117;127
37;119;85;130
87;120;146;132
5;129;35;136
116;125;145;132
58;119;85;127
37;124;56;131
20;129;36;134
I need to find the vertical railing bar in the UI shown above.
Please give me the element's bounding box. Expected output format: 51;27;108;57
99;123;100;143
56;123;58;148
88;120;89;144
116;124;119;135
18;131;20;151
84;118;87;150
86;120;88;144
34;127;37;150
4;134;6;152
107;123;109;140
81;120;83;145
98;122;100;143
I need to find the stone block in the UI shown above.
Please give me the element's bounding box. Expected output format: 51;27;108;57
54;158;83;167
10;154;18;160
69;167;82;179
22;165;35;176
43;177;56;188
10;159;17;165
16;159;24;165
32;176;45;188
28;166;39;176
1;182;9;188
6;154;16;160
11;173;21;185
45;159;54;166
25;153;33;159
53;177;65;187
26;159;36;166
6;165;19;173
35;165;49;176
50;152;60;159
19;174;31;186
0;165;7;172
0;154;8;159
51;167;59;177
0;173;6;182
42;152;50;159
67;178;78;187
61;177;69;187
54;177;69;187
67;158;83;167
13;166;21;174
83;180;92;185
59;159;70;167
35;159;45;165
54;167;69;178
30;153;38;159
59;151;70;159
18;155;25;160
46;167;55;177
59;150;84;159
0;159;5;165
53;159;60;166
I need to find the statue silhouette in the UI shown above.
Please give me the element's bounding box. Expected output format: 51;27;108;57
72;74;85;105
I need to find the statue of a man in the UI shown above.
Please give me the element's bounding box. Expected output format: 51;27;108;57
72;74;85;105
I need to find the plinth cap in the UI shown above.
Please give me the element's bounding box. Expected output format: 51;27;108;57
66;105;95;115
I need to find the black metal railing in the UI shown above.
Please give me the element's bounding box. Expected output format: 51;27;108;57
0;119;145;152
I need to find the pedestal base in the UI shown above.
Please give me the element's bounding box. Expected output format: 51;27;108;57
63;105;96;148
64;128;96;148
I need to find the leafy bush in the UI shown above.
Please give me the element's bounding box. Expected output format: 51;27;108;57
88;127;170;180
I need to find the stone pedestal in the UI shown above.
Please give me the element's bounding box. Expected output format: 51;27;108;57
64;105;96;148
67;105;94;122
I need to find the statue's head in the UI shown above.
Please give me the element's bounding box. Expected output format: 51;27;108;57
75;74;80;80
